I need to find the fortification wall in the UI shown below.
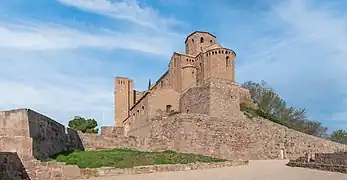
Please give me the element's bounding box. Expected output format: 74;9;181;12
0;109;84;159
143;113;347;160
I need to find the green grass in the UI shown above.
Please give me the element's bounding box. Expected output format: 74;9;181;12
48;149;226;168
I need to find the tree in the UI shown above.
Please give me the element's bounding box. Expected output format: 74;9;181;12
241;80;328;137
330;129;347;144
68;116;98;133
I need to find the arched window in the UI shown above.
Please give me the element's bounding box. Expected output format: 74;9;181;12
192;39;194;43
226;56;230;67
210;40;213;43
200;37;204;43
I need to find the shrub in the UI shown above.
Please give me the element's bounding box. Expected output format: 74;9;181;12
48;149;226;168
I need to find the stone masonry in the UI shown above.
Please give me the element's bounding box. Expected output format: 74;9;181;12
287;152;347;173
0;109;83;180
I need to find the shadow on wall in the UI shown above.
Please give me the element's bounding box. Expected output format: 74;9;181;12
27;109;85;160
0;152;31;180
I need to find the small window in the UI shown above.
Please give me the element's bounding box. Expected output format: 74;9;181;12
210;40;213;43
141;106;145;115
226;56;231;67
186;109;190;113
166;105;172;113
200;37;204;43
192;39;194;43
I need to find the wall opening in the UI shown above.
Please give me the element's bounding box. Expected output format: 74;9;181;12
210;40;213;43
166;105;172;113
200;37;204;43
186;109;190;113
226;56;230;67
141;106;145;115
192;39;194;43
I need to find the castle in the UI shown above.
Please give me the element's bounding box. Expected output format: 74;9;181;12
114;31;250;137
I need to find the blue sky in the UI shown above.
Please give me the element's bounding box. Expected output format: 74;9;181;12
1;0;347;132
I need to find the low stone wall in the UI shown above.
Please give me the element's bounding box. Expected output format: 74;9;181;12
80;160;248;178
77;132;137;150
287;152;347;173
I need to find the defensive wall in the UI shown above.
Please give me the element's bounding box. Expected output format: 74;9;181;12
0;109;84;160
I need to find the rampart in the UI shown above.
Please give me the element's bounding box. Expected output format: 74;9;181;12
0;109;84;159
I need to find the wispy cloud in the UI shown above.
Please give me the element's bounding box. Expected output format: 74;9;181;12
233;0;347;129
0;21;180;55
57;0;183;31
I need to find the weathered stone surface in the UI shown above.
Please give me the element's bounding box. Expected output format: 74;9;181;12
0;109;84;159
80;161;248;178
287;152;347;173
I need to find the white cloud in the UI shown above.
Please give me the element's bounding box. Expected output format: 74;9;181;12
0;0;186;128
0;21;179;55
234;0;347;129
57;0;183;31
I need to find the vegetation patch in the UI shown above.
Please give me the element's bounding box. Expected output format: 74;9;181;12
48;149;226;168
240;103;283;125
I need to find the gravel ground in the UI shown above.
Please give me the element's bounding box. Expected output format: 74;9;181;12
86;160;347;180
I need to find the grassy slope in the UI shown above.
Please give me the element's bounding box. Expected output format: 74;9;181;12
48;149;226;168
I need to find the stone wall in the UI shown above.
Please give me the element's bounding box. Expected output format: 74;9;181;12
180;85;210;114
287;152;347;173
0;109;84;159
130;113;347;161
180;78;246;119
0;152;31;180
81;160;248;178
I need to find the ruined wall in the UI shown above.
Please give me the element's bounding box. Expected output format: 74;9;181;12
0;109;84;159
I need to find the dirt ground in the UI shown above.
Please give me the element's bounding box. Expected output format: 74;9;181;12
86;160;347;180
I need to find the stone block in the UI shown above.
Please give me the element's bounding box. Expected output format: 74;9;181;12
62;165;81;178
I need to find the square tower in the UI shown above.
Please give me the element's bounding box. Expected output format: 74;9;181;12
114;77;134;127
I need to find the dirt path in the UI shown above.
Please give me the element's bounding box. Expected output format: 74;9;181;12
86;160;347;180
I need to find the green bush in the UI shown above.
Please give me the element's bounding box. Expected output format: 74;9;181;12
240;103;283;125
48;149;226;168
